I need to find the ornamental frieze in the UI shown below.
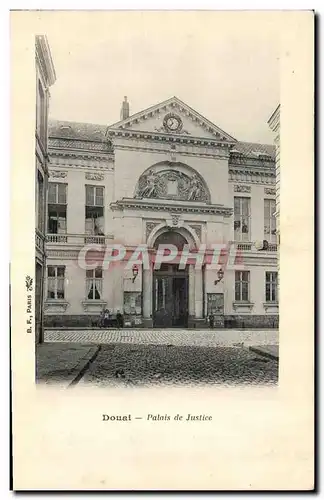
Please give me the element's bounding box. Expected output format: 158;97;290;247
85;172;104;181
264;188;276;195
135;169;210;203
50;171;67;178
234;185;251;193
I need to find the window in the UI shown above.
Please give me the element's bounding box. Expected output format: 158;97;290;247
36;170;44;232
48;183;67;234
86;185;104;206
47;266;65;299
48;183;67;204
86;268;103;300
265;272;278;302
85;186;104;235
235;271;250;301
264;199;276;243
234;197;250;241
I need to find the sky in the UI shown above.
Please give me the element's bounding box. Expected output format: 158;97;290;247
45;11;280;144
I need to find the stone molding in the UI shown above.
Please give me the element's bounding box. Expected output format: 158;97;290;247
111;143;230;160
108;128;233;149
49;150;114;162
232;301;254;312
82;300;107;313
188;224;202;241
35;35;56;87
44;299;69;313
263;301;279;312
229;168;275;185
111;198;233;217
146;221;161;241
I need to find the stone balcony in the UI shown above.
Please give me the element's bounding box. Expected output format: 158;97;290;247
35;229;45;254
230;241;278;252
46;233;114;247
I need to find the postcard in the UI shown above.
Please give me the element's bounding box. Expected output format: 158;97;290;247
10;10;314;491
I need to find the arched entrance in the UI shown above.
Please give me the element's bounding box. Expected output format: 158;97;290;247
152;231;189;328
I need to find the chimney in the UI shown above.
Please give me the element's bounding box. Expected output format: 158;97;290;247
120;96;130;120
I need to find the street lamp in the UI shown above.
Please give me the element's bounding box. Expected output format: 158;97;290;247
214;268;224;286
132;265;139;283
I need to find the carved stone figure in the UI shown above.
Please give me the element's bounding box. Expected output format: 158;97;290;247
135;169;209;203
140;170;158;198
187;174;202;201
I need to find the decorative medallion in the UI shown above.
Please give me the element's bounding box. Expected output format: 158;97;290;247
264;187;276;195
170;214;180;227
234;185;251;193
85;172;104;181
50;171;67;178
135;169;210;203
163;113;183;133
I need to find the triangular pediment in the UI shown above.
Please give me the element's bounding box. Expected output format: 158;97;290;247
108;96;236;142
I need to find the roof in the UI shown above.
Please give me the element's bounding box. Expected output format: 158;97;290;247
48;119;275;160
48;119;107;141
231;141;275;160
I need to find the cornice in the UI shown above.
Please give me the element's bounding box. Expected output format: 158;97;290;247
108;127;234;150
48;159;114;172
267;105;280;130
229;155;275;168
49;137;114;153
49;150;114;162
110;198;233;217
111;143;229;160
229;165;275;185
35;35;56;87
46;250;80;259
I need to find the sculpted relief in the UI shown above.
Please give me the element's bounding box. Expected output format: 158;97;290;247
135;169;210;203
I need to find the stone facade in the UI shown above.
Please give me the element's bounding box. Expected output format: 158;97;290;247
45;96;279;328
268;105;280;295
35;36;56;342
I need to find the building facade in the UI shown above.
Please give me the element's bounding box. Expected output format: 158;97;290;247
35;36;56;342
268;105;280;243
44;96;278;329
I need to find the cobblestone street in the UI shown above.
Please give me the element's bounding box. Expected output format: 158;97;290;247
44;328;278;348
78;343;278;388
42;329;279;387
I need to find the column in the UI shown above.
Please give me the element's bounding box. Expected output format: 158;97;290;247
194;268;203;318
143;268;152;319
188;265;195;317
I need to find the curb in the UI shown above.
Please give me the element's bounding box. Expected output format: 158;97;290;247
249;346;279;361
68;346;101;387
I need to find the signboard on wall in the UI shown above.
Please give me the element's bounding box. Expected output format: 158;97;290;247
207;293;224;315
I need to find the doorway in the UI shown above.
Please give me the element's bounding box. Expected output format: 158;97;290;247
153;264;189;328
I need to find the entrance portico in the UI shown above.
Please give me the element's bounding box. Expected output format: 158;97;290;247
142;228;204;328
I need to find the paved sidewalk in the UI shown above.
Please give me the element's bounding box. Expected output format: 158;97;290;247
36;343;100;387
44;329;278;348
249;345;279;361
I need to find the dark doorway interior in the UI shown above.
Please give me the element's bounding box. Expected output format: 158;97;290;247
153;264;189;328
